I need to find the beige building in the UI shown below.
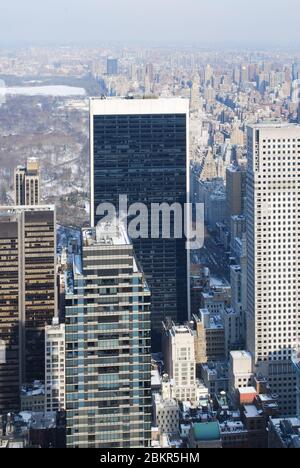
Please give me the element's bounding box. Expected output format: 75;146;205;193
14;158;40;206
162;323;197;402
229;351;253;403
200;147;217;181
193;310;225;365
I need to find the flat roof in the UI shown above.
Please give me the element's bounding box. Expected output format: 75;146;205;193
90;97;189;116
238;387;257;395
230;350;252;359
0;205;55;212
244;405;261;418
82;221;131;247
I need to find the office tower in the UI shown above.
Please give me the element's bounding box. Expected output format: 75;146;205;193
200;147;217;180
0;205;56;413
14;158;40;206
162;322;197;402
246;123;300;415
291;79;300;103
233;67;241;85
248;64;258;83
204;64;213;85
65;221;151;448
45;318;65;413
190;74;201;112
144;74;151;95
145;63;154;83
0;215;20;413
226;165;247;222
130;64;138;81
107;57;118;76
90;98;189;342
193;310;226;364
230;125;245;146
240;65;248;83
292;62;300;81
204;85;216;105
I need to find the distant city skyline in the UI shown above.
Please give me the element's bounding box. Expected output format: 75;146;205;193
1;0;300;47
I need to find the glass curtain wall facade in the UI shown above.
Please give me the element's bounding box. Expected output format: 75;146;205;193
65;223;152;448
90;98;190;344
0;206;56;413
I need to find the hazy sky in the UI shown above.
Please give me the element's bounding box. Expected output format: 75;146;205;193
0;0;299;47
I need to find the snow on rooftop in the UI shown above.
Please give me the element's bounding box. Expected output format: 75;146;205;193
244;405;261;418
151;370;161;387
238;387;257;394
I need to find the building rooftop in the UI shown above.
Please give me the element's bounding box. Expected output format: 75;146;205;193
151;370;161;388
270;418;300;448
248;122;300;129
230;350;252;360
238;387;257;395
0;205;54;215
192;422;221;442
82;220;131;247
243;405;262;418
220;421;246;433
21;381;45;397
90;97;189;117
168;324;194;338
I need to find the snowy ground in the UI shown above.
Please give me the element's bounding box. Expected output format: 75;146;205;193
0;85;86;97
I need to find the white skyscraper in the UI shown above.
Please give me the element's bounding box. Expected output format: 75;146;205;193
162;323;197;402
247;123;300;415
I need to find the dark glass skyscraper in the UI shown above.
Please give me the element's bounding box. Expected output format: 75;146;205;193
90;98;190;344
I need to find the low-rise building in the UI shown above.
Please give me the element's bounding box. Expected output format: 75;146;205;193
268;418;300;449
201;288;231;313
21;382;45;412
153;394;179;435
193;310;226;364
220;420;248;448
188;422;222;448
229;351;253;403
241;404;266;448
201;362;228;396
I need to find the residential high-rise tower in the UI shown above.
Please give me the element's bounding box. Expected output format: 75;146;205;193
14;158;40;206
65;221;151;448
